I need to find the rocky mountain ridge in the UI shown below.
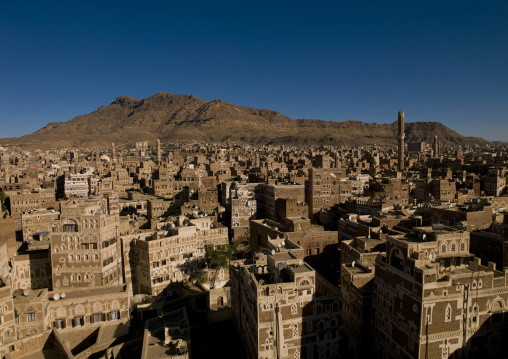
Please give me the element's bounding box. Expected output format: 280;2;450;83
0;92;489;148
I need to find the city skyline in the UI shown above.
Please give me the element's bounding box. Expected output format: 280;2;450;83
1;1;507;141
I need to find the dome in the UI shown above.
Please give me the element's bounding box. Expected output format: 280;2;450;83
99;154;111;162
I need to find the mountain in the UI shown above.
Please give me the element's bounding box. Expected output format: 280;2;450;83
0;92;490;148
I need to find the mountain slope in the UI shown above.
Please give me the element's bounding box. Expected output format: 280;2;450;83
1;92;490;148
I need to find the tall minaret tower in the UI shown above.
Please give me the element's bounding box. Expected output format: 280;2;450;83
397;110;405;171
156;139;161;165
111;142;115;162
433;135;439;158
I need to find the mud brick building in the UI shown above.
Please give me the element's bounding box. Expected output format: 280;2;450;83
230;182;258;229
341;262;375;359
306;168;349;223
422;204;493;232
230;250;342;359
258;181;305;222
21;209;60;242
50;199;124;290
5;187;57;217
364;178;409;207
372;226;508;358
484;167;506;196
275;198;308;224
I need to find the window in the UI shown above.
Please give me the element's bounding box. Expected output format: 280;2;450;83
63;224;78;232
108;311;120;320
91;313;104;323
291;303;297;315
445;305;452;322
54;319;66;329
27;313;36;322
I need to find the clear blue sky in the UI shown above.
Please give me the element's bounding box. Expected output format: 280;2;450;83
1;1;507;141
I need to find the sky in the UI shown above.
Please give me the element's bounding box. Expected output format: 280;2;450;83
1;1;507;141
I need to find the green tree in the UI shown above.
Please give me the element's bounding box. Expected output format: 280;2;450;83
205;241;239;289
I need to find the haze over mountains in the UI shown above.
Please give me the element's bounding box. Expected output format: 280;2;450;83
1;92;489;148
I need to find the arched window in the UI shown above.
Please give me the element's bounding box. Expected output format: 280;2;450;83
441;244;447;253
451;244;456;252
63;219;78;232
491;300;503;311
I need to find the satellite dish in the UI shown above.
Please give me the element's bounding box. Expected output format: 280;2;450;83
298;260;303;266
271;250;275;255
422;234;427;241
53;293;60;301
60;293;66;299
352;261;356;267
23;290;29;296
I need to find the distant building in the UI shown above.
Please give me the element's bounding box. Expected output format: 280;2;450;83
64;173;89;198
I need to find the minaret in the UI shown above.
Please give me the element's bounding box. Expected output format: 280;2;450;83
156;139;161;165
433;135;439;158
397;110;405;171
334;152;340;168
111;142;115;162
